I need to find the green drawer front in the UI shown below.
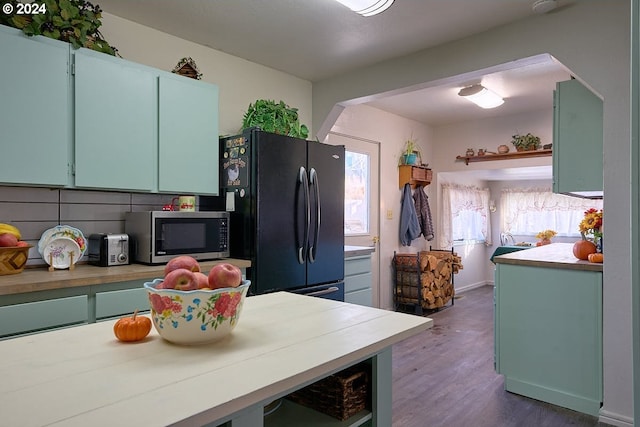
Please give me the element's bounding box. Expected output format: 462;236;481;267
0;296;88;337
345;273;372;293
345;288;372;307
95;288;150;320
345;256;372;276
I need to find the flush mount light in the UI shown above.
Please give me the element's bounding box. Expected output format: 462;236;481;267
458;84;505;109
334;0;394;16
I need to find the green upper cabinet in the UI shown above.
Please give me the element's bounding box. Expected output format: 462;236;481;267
0;28;219;194
74;48;158;191
0;26;71;187
552;79;603;197
158;74;219;195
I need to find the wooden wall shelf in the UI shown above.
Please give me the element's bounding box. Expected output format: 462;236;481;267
399;165;432;189
456;149;552;165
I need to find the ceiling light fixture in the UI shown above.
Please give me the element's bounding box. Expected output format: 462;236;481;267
458;84;505;109
334;0;395;16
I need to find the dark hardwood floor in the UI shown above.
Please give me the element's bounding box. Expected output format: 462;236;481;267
391;285;611;427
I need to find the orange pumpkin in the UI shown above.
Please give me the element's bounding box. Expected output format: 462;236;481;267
114;309;152;342
588;253;604;263
573;240;597;260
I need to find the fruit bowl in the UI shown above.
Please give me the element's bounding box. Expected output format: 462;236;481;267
144;278;251;345
0;245;32;275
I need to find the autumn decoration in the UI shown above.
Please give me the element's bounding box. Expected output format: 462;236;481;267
573;208;603;260
113;309;152;342
535;229;557;246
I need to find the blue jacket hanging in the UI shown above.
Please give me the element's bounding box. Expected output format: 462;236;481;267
400;183;421;246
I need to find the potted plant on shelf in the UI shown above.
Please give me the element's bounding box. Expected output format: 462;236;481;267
400;137;421;165
511;133;541;152
241;99;309;139
0;0;118;55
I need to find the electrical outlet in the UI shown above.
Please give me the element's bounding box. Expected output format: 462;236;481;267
386;209;393;220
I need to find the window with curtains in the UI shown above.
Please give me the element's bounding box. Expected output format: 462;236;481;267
440;183;491;248
500;187;603;236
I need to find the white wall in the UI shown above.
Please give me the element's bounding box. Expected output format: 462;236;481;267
434;109;555;290
329;104;433;311
431;109;553;176
100;13;312;137
315;2;631;424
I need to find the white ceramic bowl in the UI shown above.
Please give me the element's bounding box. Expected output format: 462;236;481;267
144;279;251;345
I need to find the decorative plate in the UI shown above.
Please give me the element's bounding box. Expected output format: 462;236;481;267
42;237;82;269
38;225;87;260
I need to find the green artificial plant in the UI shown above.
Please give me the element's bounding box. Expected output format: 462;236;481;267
241;99;309;139
510;133;541;151
0;0;118;55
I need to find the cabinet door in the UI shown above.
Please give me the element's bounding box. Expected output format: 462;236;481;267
553;79;603;195
495;264;602;415
0;295;88;339
344;256;372;306
0;27;71;186
74;49;158;191
158;74;219;195
95;287;150;321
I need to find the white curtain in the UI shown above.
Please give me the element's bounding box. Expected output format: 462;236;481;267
440;183;492;248
500;187;603;236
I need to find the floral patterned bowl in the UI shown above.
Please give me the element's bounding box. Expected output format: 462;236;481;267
144;279;251;345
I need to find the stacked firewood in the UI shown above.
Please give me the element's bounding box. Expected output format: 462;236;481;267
394;250;462;310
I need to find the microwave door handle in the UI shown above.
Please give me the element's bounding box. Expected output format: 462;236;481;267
298;167;310;264
309;168;320;263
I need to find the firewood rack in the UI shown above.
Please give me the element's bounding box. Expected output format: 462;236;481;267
393;247;457;315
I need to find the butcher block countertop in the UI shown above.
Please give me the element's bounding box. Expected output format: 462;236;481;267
0;291;432;427
0;259;251;296
493;242;603;272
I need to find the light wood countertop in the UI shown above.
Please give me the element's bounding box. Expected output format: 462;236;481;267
493;242;603;272
0;259;251;296
0;291;432;427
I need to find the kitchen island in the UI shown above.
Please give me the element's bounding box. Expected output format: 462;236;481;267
493;243;602;416
0;291;432;426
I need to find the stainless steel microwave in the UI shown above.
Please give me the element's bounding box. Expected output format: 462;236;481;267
124;211;229;264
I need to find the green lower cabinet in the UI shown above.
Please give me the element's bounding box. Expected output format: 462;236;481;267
345;255;373;307
0;280;155;339
95;286;150;321
495;264;602;416
0;295;88;339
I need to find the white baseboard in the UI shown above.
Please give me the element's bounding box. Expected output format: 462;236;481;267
455;281;492;294
599;410;633;427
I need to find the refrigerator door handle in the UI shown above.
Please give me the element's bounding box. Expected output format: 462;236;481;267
309;168;321;263
298;166;310;264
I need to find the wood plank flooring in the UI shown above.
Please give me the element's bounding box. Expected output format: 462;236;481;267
391;285;611;427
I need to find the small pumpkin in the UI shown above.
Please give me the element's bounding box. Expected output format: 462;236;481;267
573;240;597;260
114;309;152;342
588;253;604;263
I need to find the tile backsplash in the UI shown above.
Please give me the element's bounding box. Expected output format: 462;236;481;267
0;186;190;266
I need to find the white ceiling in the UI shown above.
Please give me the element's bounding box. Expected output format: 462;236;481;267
97;0;576;179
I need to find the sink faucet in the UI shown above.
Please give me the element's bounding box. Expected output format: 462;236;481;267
500;232;515;246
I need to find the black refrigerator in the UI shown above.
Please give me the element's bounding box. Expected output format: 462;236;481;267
203;128;345;300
